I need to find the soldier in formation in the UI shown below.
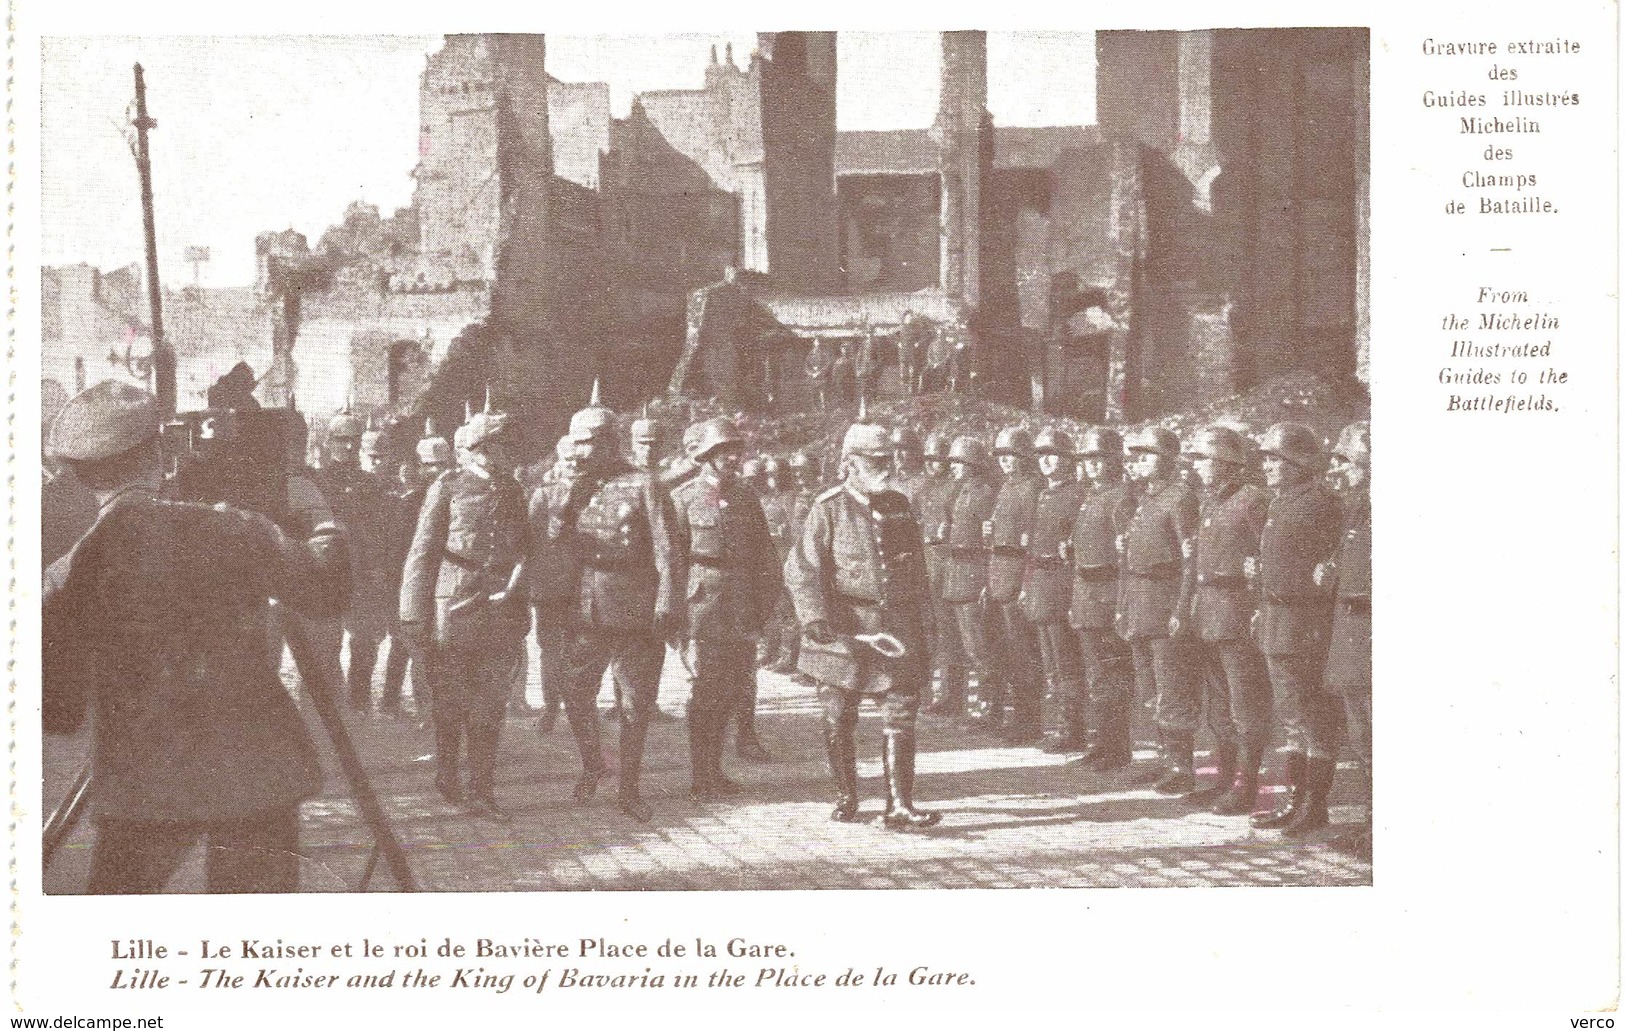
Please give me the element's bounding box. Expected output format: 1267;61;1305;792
985;427;1044;742
1248;423;1345;836
1116;427;1200;792
941;435;999;726
1067;427;1136;770
526;434;582;735
913;433;964;717
1178;426;1272;808
1022;428;1087;753
1322;421;1372;856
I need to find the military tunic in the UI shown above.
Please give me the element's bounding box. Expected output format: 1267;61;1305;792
758;485;801;668
1021;477;1086;736
1257;478;1344;758
1117;477;1201;733
1184;481;1272;750
785;483;928;721
914;471;964;673
672;470;782;785
44;490;348;892
557;463;677;798
1068;480;1137;717
1324;489;1371;765
313;463;392;706
399;466;530;797
526;473;582;714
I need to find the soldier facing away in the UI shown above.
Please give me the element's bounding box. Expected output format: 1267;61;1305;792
785;421;940;830
398;402;529;821
44;381;351;892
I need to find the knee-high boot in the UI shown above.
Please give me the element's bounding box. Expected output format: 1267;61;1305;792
821;708;860;822
880;731;941;830
1251;752;1309;829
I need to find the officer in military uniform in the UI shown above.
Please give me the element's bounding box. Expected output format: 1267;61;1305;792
1116;426;1201;792
914;432;965;715
670;419;782;799
941;435;999;725
1320;421;1371;856
313;407;391;711
556;393;678;823
1067;427;1138;770
44;382;350;893
1021;428;1088;752
892;426;927;503
1179;426;1272;809
398;402;529;820
987;426;1044;742
756;455;799;674
380;421;452;715
1248;423;1344;837
786;421;940;829
526;434;582;736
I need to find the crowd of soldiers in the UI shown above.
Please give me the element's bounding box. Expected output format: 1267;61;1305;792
42;373;1371;892
335;384;1371;850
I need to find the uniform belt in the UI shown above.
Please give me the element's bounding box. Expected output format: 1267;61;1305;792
441;549;482;571
1197;573;1247;588
1338;596;1371;613
1028;555;1068;571
838;592;885;608
949;546;984;559
924;537;947;547
1127;567;1179;582
989;545;1026;558
689;555;734;569
1075;564;1117;583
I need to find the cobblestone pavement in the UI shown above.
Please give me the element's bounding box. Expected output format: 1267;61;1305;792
42;637;1373;893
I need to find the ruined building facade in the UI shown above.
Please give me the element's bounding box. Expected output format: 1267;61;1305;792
215;28;1366;458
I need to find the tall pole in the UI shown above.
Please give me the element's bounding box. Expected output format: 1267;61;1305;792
133;63;175;419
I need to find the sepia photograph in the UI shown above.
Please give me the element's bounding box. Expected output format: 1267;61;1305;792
37;29;1376;896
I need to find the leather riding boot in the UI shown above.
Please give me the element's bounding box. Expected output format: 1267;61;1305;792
880;732;941;830
822;712;860;822
1042;679;1089;752
433;720;463;804
1283;756;1335;838
1212;745;1263;815
464;720;510;822
734;677;772;762
566;694;607;804
1251;752;1309;829
1189;743;1238;804
1152;731;1197;795
617;710;653;822
686;701;710;797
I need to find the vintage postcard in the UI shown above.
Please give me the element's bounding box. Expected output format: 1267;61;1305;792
10;0;1619;1024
